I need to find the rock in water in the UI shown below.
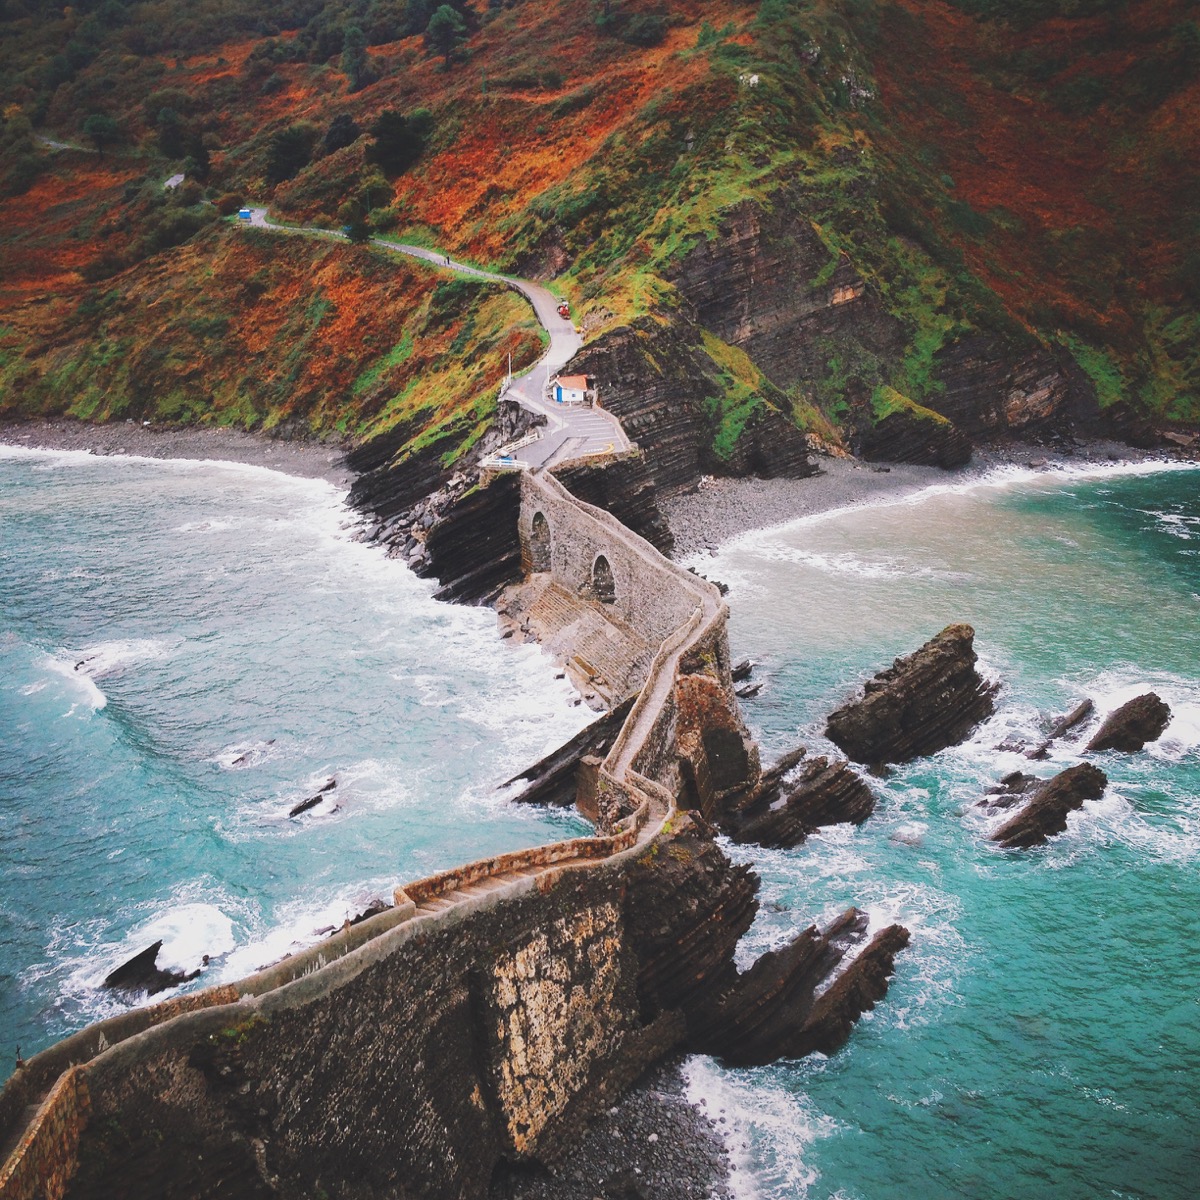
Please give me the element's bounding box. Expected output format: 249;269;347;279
102;940;201;996
724;752;875;848
1086;693;1172;752
1026;698;1094;760
825;624;999;765
687;907;911;1066
990;763;1108;849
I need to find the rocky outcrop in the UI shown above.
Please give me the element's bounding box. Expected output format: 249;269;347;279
686;908;911;1067
102;942;201;996
1026;699;1094;760
1086;693;1172;753
826;624;999;765
419;474;525;603
347;398;541;599
571;315;815;498
623;819;907;1067
853;406;972;469
988;763;1108;849
718;748;875;849
503;696;637;808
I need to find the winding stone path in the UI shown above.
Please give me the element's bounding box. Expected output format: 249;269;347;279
245;208;629;468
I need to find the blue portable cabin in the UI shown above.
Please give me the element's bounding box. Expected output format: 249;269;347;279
238;208;252;221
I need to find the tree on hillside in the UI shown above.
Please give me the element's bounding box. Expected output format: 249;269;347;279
359;165;391;212
338;197;372;243
266;122;317;185
366;108;433;174
82;113;119;156
341;24;369;92
426;5;466;68
323;113;361;156
156;106;185;158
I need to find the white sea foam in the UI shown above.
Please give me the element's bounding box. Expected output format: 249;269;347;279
64;638;175;679
212;883;396;983
42;653;107;711
683;1056;840;1200
746;543;968;583
731;458;1200;555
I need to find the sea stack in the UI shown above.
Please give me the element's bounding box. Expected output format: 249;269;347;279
1086;693;1172;753
990;763;1109;849
825;624;999;765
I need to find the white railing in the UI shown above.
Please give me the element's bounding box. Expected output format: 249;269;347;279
480;428;542;471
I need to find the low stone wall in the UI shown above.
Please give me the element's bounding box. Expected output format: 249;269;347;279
0;1070;89;1200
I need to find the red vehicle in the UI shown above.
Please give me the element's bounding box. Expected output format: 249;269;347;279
556;302;570;319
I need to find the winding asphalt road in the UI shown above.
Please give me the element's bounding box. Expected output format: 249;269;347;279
246;209;629;469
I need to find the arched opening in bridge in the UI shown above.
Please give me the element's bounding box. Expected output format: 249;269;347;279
592;554;615;605
529;511;551;572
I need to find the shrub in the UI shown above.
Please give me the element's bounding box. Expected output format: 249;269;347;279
265;122;317;185
621;13;666;46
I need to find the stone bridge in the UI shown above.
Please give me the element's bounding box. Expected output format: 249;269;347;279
0;445;762;1200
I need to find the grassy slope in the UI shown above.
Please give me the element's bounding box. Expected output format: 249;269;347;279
0;0;1196;461
1;225;542;463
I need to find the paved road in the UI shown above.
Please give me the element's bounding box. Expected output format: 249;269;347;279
245;209;629;469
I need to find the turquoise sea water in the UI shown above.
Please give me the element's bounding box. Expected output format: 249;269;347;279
0;447;589;1075
685;461;1200;1200
2;448;1198;1200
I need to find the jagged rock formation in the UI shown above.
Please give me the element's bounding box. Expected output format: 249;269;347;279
1026;699;1094;760
622;819;908;1067
988;763;1108;849
503;697;637;808
1086;693;1172;753
717;748;876;849
687;909;911;1067
826;624;999;765
346;399;542;601
102;942;200;997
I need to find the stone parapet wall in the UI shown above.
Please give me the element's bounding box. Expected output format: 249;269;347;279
0;1069;88;1200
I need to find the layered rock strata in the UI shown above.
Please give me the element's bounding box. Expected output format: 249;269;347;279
718;748;876;849
826;624;999;765
987;764;1108;849
1086;693;1172;753
570;315;817;498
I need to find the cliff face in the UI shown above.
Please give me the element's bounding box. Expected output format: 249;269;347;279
572;314;816;499
670;198;905;397
667;190;1109;463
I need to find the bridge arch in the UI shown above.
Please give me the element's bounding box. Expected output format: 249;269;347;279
591;554;615;605
529;511;551;572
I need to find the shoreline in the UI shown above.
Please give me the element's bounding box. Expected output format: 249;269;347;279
0;419;352;487
662;438;1182;560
